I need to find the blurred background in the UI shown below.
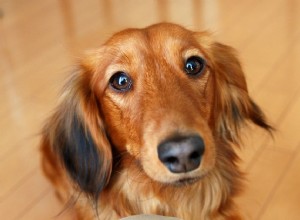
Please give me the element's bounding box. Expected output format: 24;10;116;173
0;0;299;219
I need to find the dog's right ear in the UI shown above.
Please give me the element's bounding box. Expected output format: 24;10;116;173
43;61;112;200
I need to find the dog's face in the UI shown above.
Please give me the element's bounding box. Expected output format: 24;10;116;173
94;24;216;184
51;23;271;197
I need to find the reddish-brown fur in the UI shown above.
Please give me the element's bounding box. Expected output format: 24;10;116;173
40;23;272;220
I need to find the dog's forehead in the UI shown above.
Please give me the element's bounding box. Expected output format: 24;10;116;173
105;24;198;55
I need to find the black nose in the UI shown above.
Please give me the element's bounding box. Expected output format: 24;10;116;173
157;135;205;173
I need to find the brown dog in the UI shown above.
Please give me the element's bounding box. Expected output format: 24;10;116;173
40;23;272;220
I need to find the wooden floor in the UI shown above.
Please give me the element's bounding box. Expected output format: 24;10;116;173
0;0;299;219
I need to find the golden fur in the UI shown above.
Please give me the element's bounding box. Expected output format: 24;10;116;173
40;23;272;220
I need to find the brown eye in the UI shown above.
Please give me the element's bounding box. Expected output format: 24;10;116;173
109;72;132;92
184;56;206;76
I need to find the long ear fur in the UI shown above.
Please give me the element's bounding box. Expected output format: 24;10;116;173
44;64;112;200
210;43;273;142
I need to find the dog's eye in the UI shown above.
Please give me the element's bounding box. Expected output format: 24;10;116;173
184;56;206;76
109;72;132;92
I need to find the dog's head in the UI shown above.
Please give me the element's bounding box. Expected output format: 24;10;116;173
48;23;272;199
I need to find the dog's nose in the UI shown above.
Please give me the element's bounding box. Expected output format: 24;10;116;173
157;135;205;173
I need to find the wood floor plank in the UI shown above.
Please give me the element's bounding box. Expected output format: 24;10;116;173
237;146;293;219
273;93;300;151
0;138;39;200
0;167;50;220
217;0;286;48
258;148;300;220
19;189;75;220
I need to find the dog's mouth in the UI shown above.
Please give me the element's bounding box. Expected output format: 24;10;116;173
173;177;201;186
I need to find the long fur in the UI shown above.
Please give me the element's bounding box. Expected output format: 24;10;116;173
40;23;272;220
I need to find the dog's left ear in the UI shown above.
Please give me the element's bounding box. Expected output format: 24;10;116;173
209;42;273;142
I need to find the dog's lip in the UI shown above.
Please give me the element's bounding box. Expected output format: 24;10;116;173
173;176;201;186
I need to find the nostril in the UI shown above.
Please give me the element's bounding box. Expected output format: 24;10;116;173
165;156;179;164
189;151;200;161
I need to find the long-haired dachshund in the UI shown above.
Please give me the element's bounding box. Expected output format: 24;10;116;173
40;23;272;220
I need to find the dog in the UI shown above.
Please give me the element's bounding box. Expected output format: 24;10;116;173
40;23;272;220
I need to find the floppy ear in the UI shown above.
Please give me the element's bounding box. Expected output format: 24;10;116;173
45;63;112;199
210;42;273;142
